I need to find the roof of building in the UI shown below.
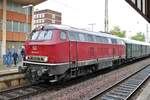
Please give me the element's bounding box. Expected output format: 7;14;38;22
12;0;46;6
34;9;61;15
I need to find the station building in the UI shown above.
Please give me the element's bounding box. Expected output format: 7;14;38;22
0;0;46;57
34;9;62;28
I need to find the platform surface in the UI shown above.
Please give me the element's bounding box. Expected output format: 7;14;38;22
136;81;150;100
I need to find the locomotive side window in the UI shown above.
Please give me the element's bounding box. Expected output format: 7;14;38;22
111;38;117;44
68;32;76;41
79;33;86;41
87;34;94;42
60;31;66;40
96;36;108;43
68;32;79;41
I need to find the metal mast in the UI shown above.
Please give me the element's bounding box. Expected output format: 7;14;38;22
104;0;109;32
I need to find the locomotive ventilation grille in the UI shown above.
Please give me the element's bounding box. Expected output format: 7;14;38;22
26;56;48;62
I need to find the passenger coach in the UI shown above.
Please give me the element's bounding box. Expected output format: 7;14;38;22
20;25;126;82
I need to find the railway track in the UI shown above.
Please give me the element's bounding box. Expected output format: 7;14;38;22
90;65;150;100
0;83;50;100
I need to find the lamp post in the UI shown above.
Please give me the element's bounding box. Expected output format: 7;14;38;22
146;24;149;42
22;4;33;39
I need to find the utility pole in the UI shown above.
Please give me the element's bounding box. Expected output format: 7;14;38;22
146;24;149;42
88;23;96;31
104;0;109;32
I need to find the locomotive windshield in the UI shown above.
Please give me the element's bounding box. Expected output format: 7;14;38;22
30;30;53;40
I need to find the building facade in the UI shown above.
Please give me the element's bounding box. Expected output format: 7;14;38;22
34;9;62;28
0;0;46;57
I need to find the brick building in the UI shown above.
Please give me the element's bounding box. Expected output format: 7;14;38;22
0;0;46;57
34;9;62;28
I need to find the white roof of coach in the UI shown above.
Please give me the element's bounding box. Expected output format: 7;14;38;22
122;38;150;46
44;24;122;40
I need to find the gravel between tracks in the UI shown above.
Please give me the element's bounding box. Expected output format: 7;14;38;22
31;58;150;100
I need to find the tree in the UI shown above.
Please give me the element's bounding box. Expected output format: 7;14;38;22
131;32;145;42
110;26;126;38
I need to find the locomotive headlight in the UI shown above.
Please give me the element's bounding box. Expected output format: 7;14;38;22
25;56;29;60
44;57;48;62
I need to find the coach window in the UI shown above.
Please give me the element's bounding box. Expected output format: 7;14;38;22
60;31;67;40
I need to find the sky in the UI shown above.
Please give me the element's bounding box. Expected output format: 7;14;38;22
35;0;150;40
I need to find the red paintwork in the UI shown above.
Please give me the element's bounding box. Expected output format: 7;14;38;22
24;29;126;64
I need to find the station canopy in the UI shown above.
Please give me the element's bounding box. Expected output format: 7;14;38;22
125;0;150;22
12;0;46;6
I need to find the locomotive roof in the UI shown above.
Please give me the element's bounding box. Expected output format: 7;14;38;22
42;24;150;46
43;24;122;40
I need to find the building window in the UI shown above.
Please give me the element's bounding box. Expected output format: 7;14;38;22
37;14;39;18
7;0;32;15
34;15;36;19
24;23;31;33
131;0;135;4
137;0;142;11
42;13;45;18
52;14;55;19
142;0;146;14
6;21;12;32
39;14;41;18
20;23;24;32
52;20;55;24
13;21;19;32
42;19;45;23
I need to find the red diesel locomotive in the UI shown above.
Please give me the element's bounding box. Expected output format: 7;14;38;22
19;25;126;82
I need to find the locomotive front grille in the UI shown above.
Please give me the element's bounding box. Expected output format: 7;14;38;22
26;56;48;62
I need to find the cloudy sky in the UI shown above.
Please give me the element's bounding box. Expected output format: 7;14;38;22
35;0;149;39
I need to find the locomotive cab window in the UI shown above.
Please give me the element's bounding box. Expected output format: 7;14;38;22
30;30;53;40
60;31;67;40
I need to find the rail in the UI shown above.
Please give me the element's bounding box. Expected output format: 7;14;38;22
0;82;50;100
89;64;150;100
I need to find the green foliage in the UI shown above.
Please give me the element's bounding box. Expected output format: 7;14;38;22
131;32;145;42
110;26;126;38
